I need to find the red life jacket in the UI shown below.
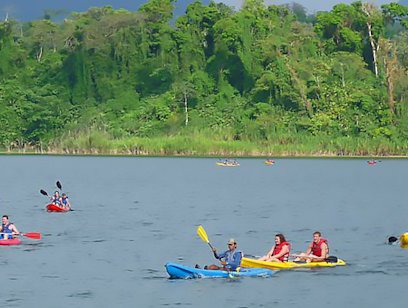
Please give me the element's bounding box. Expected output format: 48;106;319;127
311;238;329;257
272;241;291;261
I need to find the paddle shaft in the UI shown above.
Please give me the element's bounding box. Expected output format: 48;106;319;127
1;232;40;239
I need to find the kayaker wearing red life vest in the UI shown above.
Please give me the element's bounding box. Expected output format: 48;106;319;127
0;215;20;240
258;234;291;262
295;231;329;262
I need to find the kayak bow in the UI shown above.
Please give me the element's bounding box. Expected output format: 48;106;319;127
46;204;69;213
0;238;22;246
165;262;276;279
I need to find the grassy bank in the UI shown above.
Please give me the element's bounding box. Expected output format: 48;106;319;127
2;131;407;157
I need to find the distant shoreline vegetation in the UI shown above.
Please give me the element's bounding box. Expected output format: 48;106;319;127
1;1;408;156
0;131;407;157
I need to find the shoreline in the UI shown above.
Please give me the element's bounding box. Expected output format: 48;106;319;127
1;150;407;159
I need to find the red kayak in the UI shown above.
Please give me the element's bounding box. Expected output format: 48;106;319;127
0;238;22;246
46;204;69;213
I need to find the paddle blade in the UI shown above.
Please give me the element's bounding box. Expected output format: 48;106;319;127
388;236;398;244
40;189;48;196
325;256;338;263
56;181;62;190
22;232;41;240
197;225;209;243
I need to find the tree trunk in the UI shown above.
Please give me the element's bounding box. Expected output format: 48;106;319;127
366;21;379;77
184;91;188;126
362;3;379;78
37;46;43;62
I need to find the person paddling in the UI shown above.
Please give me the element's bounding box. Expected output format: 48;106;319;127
0;215;20;239
294;231;329;262
198;238;242;271
258;233;291;262
60;193;71;210
51;191;61;207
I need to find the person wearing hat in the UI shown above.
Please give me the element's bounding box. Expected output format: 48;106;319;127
204;238;243;271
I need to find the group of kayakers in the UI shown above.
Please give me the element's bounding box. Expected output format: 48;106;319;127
217;159;240;167
50;191;71;210
197;231;329;271
0;215;19;240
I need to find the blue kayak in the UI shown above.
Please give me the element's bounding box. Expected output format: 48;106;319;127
165;262;276;279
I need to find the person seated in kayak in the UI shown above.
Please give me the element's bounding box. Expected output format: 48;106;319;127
60;193;71;210
294;231;329;262
204;239;242;271
0;215;20;239
51;191;61;206
258;233;291;262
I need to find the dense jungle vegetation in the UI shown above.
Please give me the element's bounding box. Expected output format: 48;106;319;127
1;0;408;156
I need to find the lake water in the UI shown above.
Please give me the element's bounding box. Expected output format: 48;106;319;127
0;156;407;307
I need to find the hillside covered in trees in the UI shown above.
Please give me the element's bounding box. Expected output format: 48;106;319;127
0;0;408;156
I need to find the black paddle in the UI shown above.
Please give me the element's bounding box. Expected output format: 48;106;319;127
40;189;49;197
388;236;398;244
325;256;338;263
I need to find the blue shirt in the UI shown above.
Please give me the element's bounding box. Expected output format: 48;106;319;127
215;249;242;270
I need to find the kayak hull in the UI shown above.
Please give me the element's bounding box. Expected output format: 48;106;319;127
0;238;21;246
165;262;276;279
216;162;240;167
241;257;346;270
46;204;69;212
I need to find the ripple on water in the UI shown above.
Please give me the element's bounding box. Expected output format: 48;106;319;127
42;275;60;279
142;268;167;279
5;297;22;306
245;230;258;235
162;302;193;306
354;270;389;275
80;239;106;243
67;290;93;299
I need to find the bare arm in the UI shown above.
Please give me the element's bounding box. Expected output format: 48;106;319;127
266;245;276;258
273;245;289;259
320;243;328;260
11;224;20;235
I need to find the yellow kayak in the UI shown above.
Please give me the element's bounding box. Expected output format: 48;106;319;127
241;257;346;270
400;233;408;246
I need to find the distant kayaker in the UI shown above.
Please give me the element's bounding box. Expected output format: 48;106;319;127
60;193;71;210
201;238;242;271
294;231;329;262
258;233;291;262
51;191;61;206
0;215;20;239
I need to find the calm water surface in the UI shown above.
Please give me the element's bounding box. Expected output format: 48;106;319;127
0;156;407;307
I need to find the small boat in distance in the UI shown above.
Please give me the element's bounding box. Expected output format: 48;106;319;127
264;159;275;165
367;160;380;165
216;159;240;167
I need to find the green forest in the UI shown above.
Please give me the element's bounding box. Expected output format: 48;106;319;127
1;0;408;156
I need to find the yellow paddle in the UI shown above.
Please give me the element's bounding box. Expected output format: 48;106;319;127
197;225;215;251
